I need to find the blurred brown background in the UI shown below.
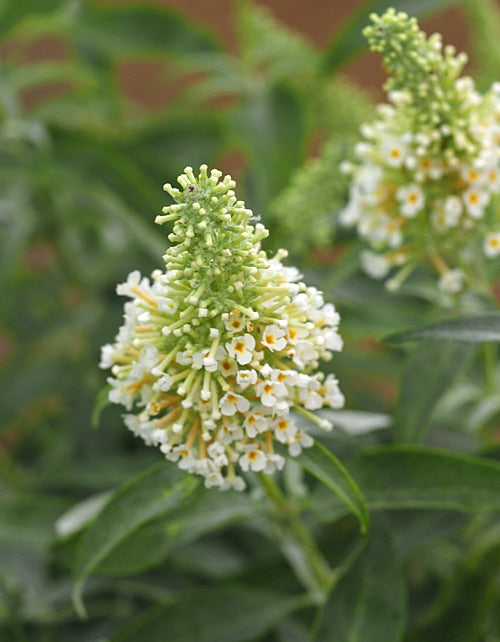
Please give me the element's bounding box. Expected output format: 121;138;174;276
22;0;499;115
115;0;471;106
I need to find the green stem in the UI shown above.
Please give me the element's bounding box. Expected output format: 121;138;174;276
482;343;497;394
257;472;334;603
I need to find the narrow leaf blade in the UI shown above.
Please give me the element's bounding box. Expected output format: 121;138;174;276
312;447;500;522
0;0;63;39
351;446;500;512
314;519;405;641
96;489;256;576
322;0;459;72
394;341;473;443
72;463;199;616
111;587;310;642
385;313;500;344
297;442;369;534
75;4;220;59
231;83;307;211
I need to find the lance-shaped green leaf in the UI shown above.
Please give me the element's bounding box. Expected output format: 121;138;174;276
7;61;96;93
312;446;500;522
385;313;500;344
72;463;199;617
0;0;64;39
408;522;500;642
111;587;311;642
313;519;405;641
74;3;220;59
394;341;473;443
231;83;307;212
352;446;500;512
296;442;369;534
321;0;459;73
95;488;257;576
51;128;161;218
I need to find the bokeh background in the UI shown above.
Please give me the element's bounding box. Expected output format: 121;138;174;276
1;1;499;640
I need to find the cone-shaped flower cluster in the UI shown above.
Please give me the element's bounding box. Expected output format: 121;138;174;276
100;166;343;490
340;9;500;294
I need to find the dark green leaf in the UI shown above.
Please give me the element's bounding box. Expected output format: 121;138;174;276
74;3;220;59
96;488;254;575
314;519;405;641
312;446;500;523
94;519;178;576
0;495;73;622
275;617;311;642
0;545;46;622
162;485;255;547
72;463;199;616
407;521;500;642
387;509;467;558
385;313;500;344
322;0;459;72
0;0;63;39
352;446;500;512
111;587;310;642
0;572;21;621
394;341;473;443
51;127;161;216
232;83;306;211
296;441;369;534
171;537;250;580
126;114;225;183
0;494;71;550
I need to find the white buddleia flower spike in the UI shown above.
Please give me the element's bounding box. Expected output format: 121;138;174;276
340;9;500;297
100;166;344;491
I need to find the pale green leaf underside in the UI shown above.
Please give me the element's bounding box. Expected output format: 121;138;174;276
72;464;199;616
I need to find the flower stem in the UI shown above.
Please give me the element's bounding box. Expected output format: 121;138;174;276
257;472;334;603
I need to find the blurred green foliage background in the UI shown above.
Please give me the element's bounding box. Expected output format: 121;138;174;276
1;1;500;640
